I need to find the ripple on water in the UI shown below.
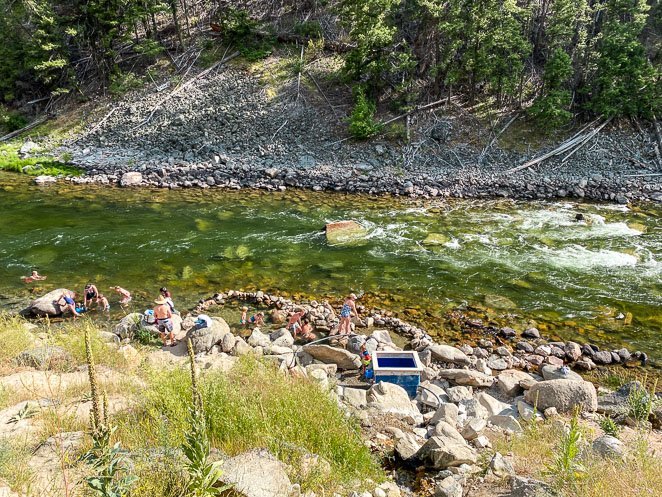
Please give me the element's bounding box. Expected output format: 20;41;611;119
537;245;639;269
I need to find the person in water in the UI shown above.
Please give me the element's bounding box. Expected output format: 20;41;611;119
159;287;177;313
21;270;47;283
111;286;132;305
97;294;110;312
240;306;249;326
57;291;80;318
338;293;358;335
84;283;99;309
249;312;265;326
287;308;306;336
300;319;315;341
154;295;175;347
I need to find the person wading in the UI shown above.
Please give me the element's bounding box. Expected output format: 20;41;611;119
154;295;175;347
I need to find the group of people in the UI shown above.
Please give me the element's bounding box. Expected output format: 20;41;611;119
55;283;133;318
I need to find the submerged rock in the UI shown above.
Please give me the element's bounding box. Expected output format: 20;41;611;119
324;220;368;246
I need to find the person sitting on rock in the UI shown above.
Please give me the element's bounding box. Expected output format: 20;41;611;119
154;295;175;347
288;308;306;336
57;291;80;318
111;286;132;306
338;293;358;335
21;270;47;283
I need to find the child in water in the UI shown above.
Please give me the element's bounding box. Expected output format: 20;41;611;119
240;306;249;326
300;319;315;341
249;312;265;326
111;286;132;305
21;270;47;283
97;294;110;312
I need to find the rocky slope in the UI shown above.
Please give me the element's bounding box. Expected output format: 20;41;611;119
54;57;661;203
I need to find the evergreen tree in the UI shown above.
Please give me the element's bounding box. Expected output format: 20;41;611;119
591;0;660;117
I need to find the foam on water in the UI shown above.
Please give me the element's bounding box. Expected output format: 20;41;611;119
537;245;639;269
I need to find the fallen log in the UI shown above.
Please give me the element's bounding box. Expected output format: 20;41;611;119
478;114;518;164
0;116;48;143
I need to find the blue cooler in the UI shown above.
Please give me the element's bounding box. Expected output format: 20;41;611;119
372;351;424;398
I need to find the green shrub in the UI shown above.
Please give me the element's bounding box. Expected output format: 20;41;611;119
109;71;144;96
0;107;27;134
0;313;35;368
599;415;620;438
546;411;585;487
626;380;661;426
348;87;382;139
293;20;323;39
115;356;383;492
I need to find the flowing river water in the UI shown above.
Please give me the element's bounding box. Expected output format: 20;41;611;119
0;173;660;359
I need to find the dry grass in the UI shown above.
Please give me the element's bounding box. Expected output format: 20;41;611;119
0;314;36;373
493;417;662;497
0;439;34;492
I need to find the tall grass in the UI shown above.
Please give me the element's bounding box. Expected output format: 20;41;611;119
0;313;36;372
115;356;383;493
0;439;33;492
494;417;662;497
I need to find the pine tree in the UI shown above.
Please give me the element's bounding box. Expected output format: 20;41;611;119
591;0;660;117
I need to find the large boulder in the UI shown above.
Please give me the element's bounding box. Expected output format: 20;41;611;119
188;318;230;353
524;379;597;413
428;345;470;366
541;365;583;382
497;369;537;397
247;328;271;348
218;449;295;497
20;289;73;317
269;328;294;348
325;220;368;246
436;369;494;387
120;171;143;187
15;346;73;371
417;432;477;469
304;344;361;370
114;312;143;339
367;382;421;419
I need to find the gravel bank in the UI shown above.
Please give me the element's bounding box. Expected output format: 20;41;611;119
59;65;661;203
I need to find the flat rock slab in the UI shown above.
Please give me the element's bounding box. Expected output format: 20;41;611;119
304;344;361;370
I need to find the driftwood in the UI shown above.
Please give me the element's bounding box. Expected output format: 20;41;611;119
305;71;340;120
560;117;612;163
380;99;447;127
134;50;240;129
478;114;518;164
70;107;117;144
506;118;609;173
0;116;48;143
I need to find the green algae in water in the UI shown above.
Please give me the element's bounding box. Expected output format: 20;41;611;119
0;172;660;358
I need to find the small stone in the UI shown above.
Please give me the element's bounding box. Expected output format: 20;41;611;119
522;328;541;339
592;435;625;459
434;476;462;497
490;452;515;478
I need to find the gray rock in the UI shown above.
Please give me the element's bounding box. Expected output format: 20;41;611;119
15;346;73;371
270;328;294;348
221;333;237;353
525;379;598;413
592;435;625;459
219;448;294;497
593;351;613;364
247;328;271;348
436;369;494;387
510;476;559;497
304;344;361;370
367;382;421;420
417;381;447;408
428;344;470;365
435;476;462;497
20;289;74;318
447;386;473;403
342;387;368;409
429;403;459;426
490;452;515;477
120;171;143;187
498;369;536;397
489;414;522;432
564;342;582;361
540;365;583;382
487;355;509;371
461;418;486;440
476;392;513;416
394;430;423;460
417;433;477;469
188;318;230;353
114;312;144;339
522;328;541;339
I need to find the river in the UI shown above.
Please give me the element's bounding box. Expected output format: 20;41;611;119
0;173;659;358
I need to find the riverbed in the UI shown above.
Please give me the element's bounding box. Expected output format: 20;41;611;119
0;173;659;358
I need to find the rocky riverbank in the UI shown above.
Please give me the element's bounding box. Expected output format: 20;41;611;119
37;62;661;203
6;288;662;497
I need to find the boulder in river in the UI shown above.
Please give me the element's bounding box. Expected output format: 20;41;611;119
324;220;368;246
422;233;449;246
20;289;72;317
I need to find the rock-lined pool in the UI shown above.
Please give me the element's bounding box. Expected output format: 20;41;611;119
0;173;659;358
